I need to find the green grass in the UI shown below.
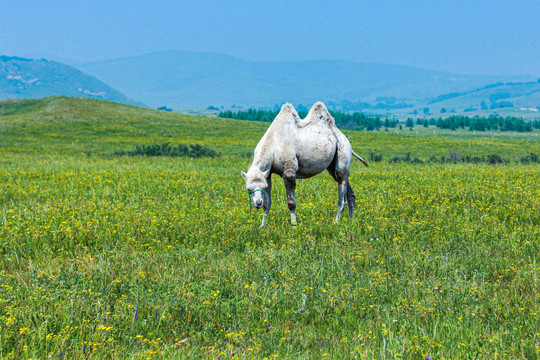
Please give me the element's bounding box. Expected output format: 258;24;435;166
0;97;539;359
395;124;540;139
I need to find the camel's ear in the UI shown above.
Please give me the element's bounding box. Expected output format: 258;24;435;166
263;170;270;178
241;171;247;180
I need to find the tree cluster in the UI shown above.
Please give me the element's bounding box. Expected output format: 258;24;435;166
218;108;398;131
434;115;539;132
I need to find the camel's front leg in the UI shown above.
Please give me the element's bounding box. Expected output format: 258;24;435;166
283;170;297;226
261;176;272;227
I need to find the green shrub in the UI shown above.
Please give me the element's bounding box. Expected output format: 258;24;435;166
389;152;411;163
109;143;220;158
368;151;383;162
486;154;505;165
519;153;539;164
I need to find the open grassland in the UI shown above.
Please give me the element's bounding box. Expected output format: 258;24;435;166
391;125;540;140
0;97;539;359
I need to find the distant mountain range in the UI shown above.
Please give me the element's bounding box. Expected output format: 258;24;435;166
2;51;540;116
77;50;538;111
0;56;143;106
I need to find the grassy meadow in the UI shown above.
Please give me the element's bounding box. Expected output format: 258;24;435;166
0;97;539;359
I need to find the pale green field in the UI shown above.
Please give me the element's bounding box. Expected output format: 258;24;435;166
389;125;540;139
0;97;539;359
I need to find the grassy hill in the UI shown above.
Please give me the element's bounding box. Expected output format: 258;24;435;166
0;97;538;359
421;81;540;115
1;96;539;160
0;56;143;106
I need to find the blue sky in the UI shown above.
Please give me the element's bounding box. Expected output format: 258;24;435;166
1;0;539;75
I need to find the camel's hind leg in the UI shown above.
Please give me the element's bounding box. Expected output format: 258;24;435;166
346;182;356;219
327;143;354;223
335;173;349;223
327;159;350;223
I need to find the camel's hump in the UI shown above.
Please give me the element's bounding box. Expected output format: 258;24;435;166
311;102;326;112
274;103;300;123
280;103;296;113
296;102;335;127
272;102;335;128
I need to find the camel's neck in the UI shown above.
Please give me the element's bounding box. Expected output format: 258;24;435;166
252;150;272;172
252;134;273;172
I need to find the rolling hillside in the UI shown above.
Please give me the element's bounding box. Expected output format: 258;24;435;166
0;56;144;106
426;81;540;112
77;50;534;109
1;96;538;159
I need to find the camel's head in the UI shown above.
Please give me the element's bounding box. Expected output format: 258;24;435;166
241;167;270;209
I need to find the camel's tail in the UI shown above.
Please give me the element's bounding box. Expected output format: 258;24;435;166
352;150;369;167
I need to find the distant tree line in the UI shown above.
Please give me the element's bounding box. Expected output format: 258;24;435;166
432;115;540;132
219;108;283;123
218;108;399;131
406;115;540;132
219;108;539;133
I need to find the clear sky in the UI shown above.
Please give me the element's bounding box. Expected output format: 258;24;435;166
1;0;539;76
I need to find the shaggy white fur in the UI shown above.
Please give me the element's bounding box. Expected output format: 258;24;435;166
241;102;368;227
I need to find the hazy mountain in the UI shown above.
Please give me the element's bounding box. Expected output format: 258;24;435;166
426;81;540;111
0;56;144;106
20;52;82;66
77;50;534;109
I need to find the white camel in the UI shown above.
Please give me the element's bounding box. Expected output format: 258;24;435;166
241;102;369;227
